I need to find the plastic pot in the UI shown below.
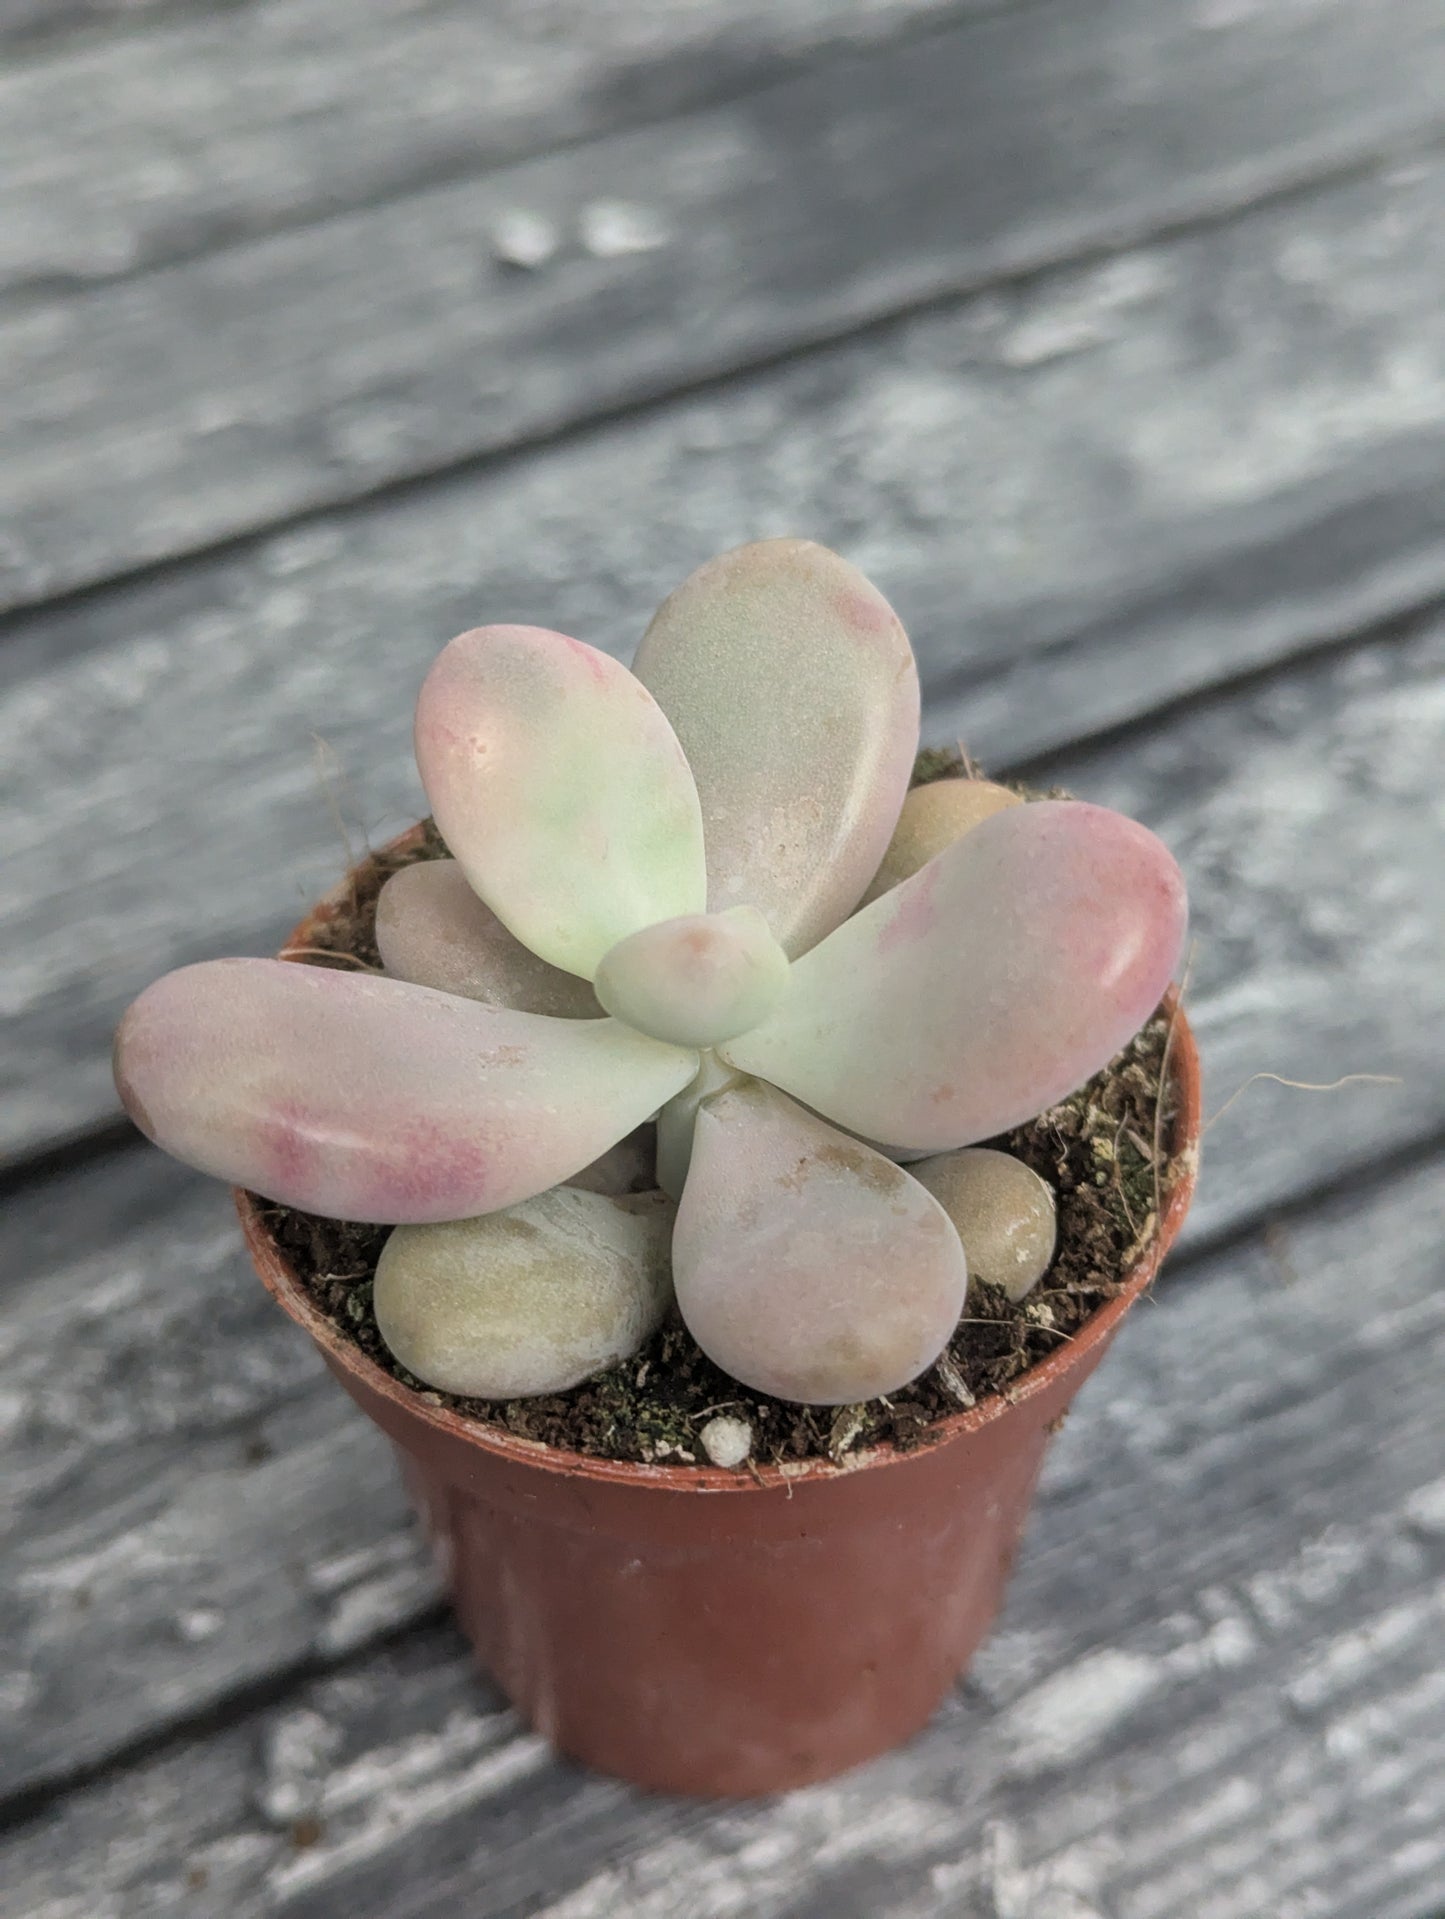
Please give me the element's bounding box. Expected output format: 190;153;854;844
240;838;1200;1797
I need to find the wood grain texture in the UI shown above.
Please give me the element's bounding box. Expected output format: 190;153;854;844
1;618;1442;1802
0;1151;436;1804
5;156;1445;1165
0;0;984;294
6;0;1445;612
4;1151;1441;1915
0;0;256;49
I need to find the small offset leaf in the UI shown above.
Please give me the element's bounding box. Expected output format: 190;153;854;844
861;777;1021;904
113;959;697;1222
631;540;920;956
723;801;1187;1151
911;1148;1057;1302
375;1189;675;1398
415;625;706;978
376;859;599;1017
673;1081;967;1405
593;907;790;1047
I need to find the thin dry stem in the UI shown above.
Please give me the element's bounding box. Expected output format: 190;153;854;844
277;946;383;971
1204;1071;1403;1134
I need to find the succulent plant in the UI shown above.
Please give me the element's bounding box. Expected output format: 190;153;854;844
114;540;1187;1409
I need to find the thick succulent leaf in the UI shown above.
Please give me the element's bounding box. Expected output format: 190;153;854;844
375;859;599;1017
631;539;920;957
113;959;697;1223
722;801;1187;1151
655;1052;745;1200
593;907;789;1047
861;777;1021;905
673;1080;967;1405
910;1148;1057;1302
415;624;706;978
375;1188;675;1397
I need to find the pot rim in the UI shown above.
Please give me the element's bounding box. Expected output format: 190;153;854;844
241;828;1201;1498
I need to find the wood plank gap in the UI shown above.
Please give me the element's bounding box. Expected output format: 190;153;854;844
0;1605;450;1841
994;591;1445;788
0;0;1015;291
5;128;1442;643
7;0;1445;616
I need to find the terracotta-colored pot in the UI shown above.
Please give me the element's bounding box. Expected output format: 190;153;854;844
240;836;1200;1797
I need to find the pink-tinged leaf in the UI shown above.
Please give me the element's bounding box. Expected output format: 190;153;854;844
376;859;599;1017
673;1081;967;1405
415;625;706;978
375;1189;675;1397
910;1148;1056;1302
593;906;790;1047
631;540;920;956
113;960;697;1223
722;801;1187;1151
861;777;1021;904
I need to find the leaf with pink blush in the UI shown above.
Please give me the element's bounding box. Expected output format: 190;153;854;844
673;1080;967;1406
376;859;599;1018
721;801;1187;1152
113;959;698;1223
415;625;706;979
631;539;920;957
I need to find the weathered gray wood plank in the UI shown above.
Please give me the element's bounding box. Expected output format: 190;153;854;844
5;1152;1441;1916
6;0;1445;612
5;155;1445;1164
0;0;983;295
2;620;1442;1803
0;0;256;49
0;1152;435;1804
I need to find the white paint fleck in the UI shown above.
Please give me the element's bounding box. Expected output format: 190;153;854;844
268;1727;551;1897
1001;1648;1165;1770
1285;1593;1443;1713
984;1818;1121;1919
316;1558;439;1658
258;1707;345;1823
580;199;670;258
0;1664;41;1716
175;1606;224;1643
1403;1474;1445;1537
491;209;560;270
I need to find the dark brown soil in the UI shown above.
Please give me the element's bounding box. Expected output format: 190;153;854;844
257;765;1189;1467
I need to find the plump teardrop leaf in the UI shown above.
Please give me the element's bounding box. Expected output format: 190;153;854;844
375;1188;675;1397
722;801;1187;1151
631;540;920;956
861;777;1021;904
376;859;600;1017
910;1148;1056;1301
415;625;706;978
673;1080;967;1404
114;959;697;1222
593;907;790;1047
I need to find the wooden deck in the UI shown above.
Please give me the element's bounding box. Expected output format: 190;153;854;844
2;2;1443;1912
